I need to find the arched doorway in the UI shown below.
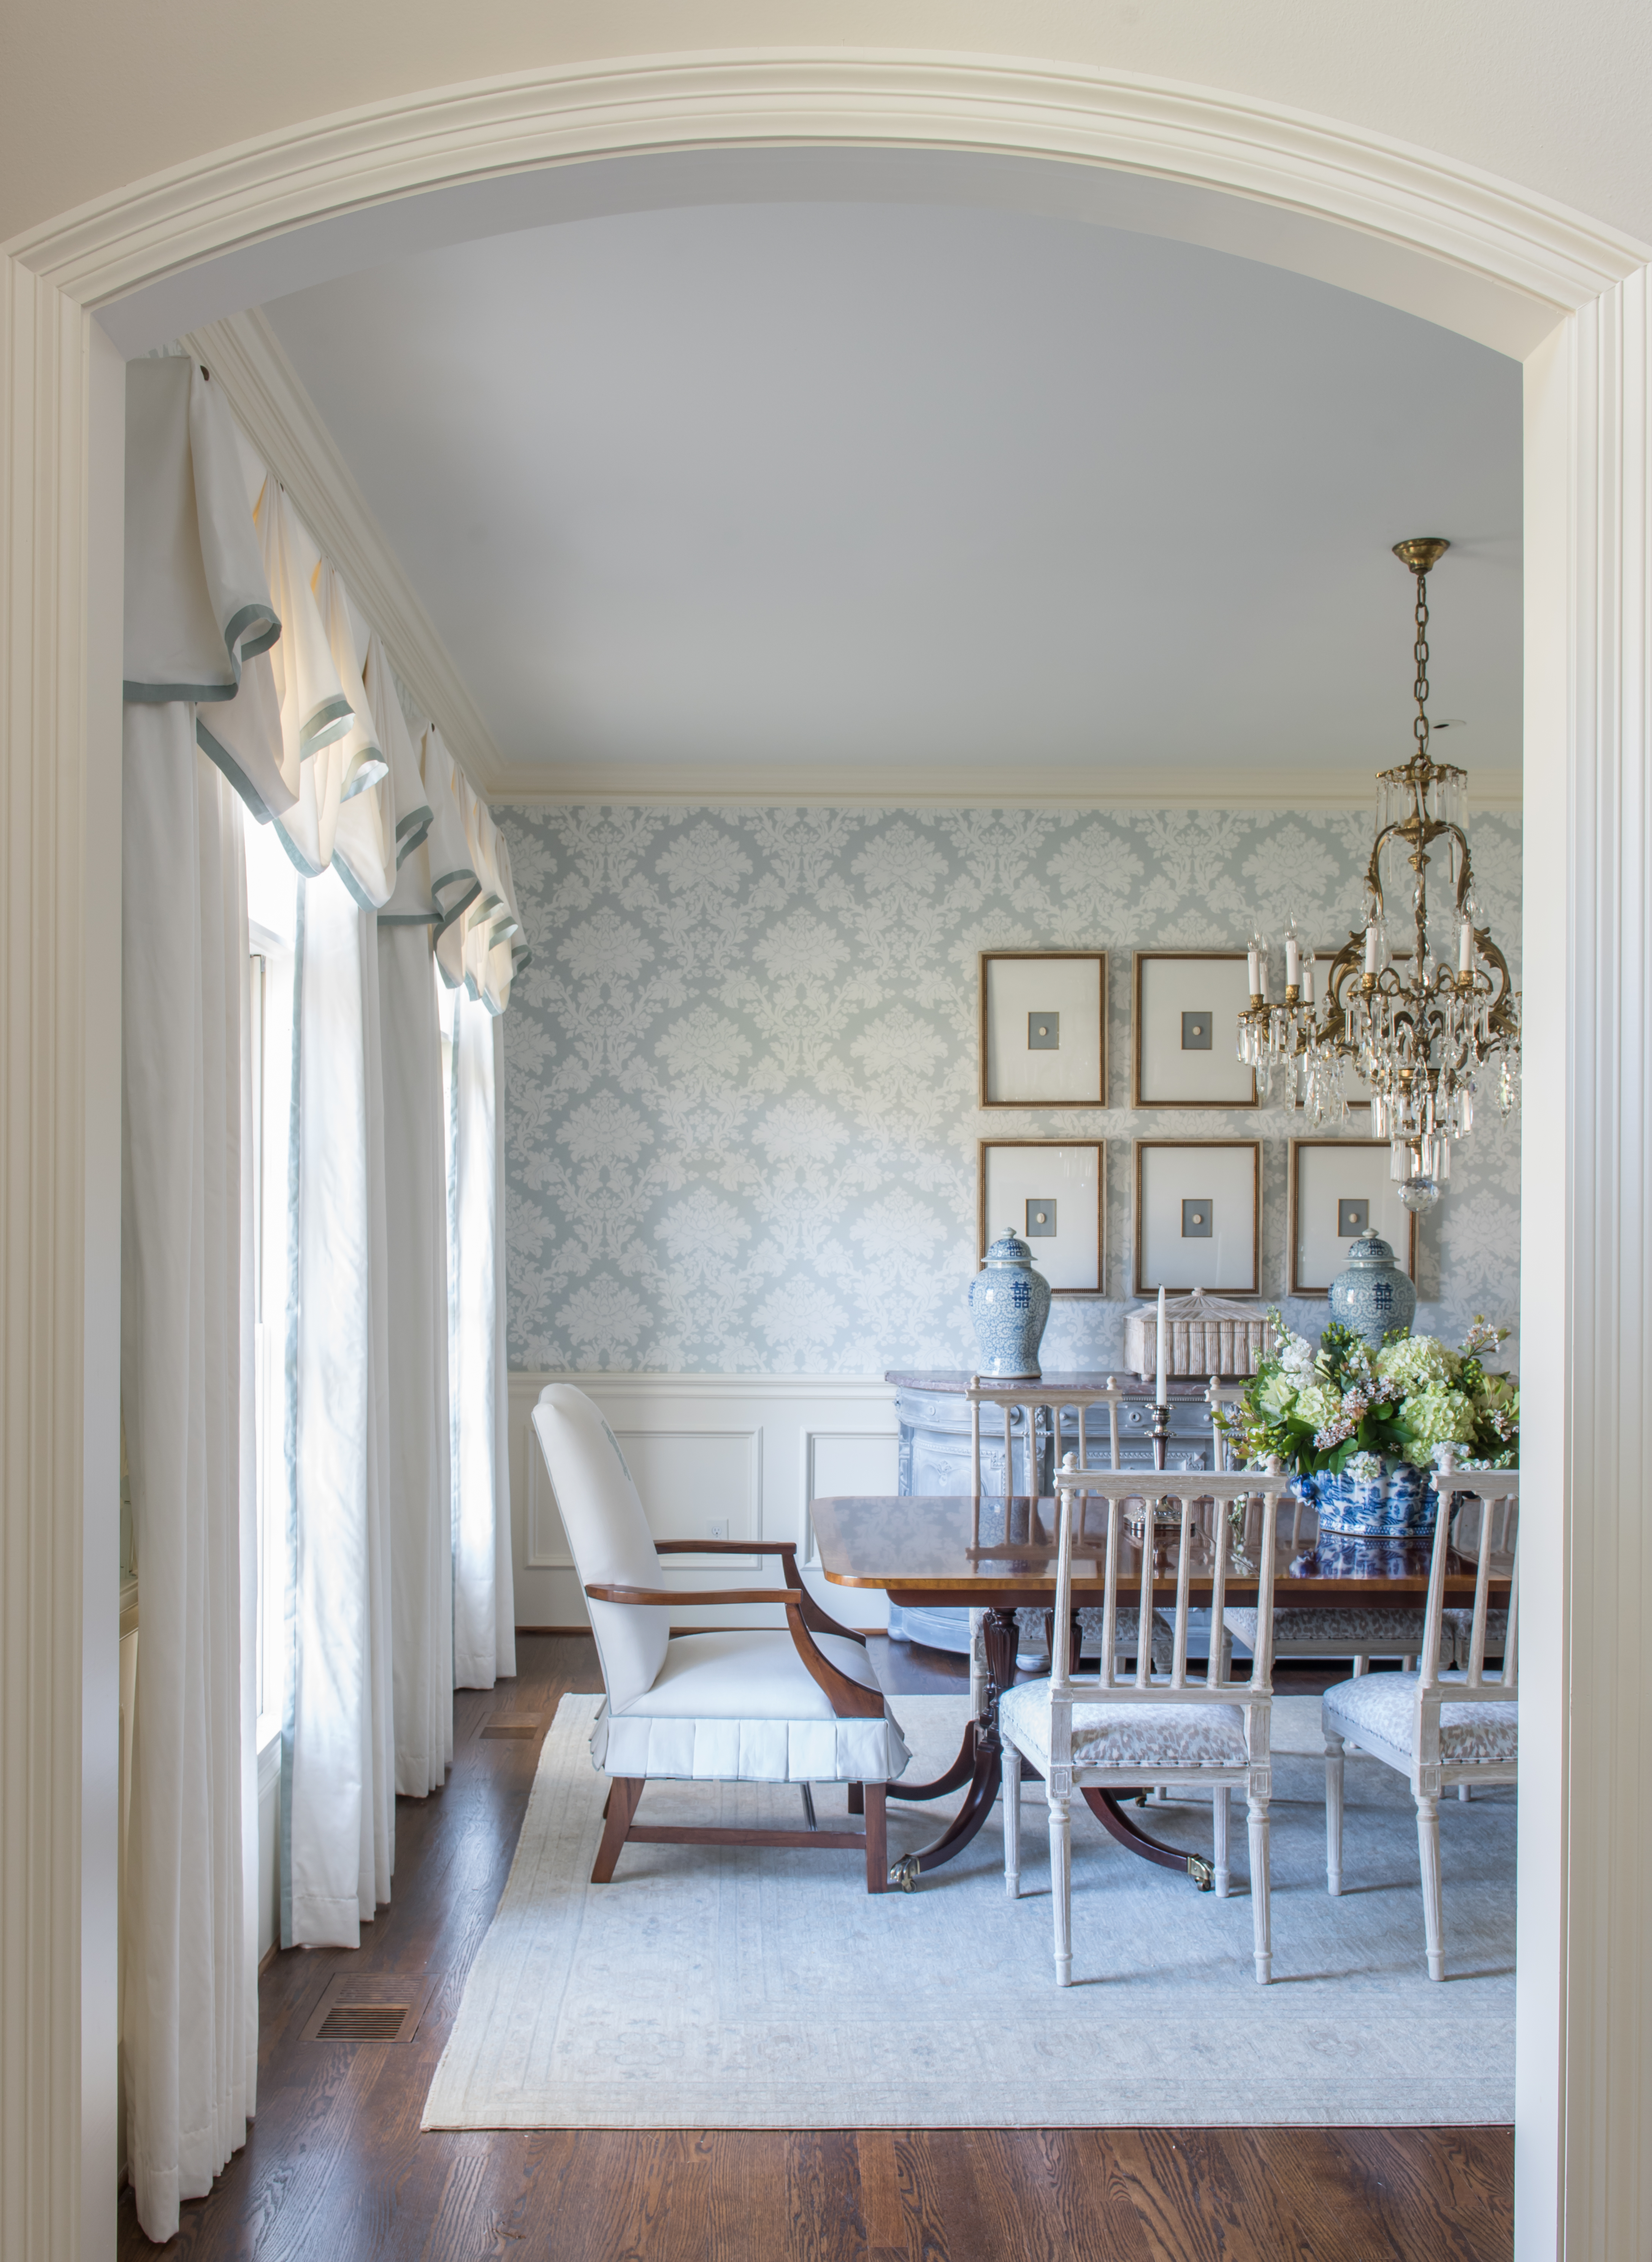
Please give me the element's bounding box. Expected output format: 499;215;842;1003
3;55;1644;2258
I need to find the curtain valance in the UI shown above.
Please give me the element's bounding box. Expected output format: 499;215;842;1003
122;352;528;1003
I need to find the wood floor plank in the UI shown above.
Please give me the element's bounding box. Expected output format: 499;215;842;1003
1103;2127;1261;2262
116;1636;1513;2262
856;2131;907;2252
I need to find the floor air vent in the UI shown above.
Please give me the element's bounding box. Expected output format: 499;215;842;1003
481;1713;542;1740
300;1973;436;2045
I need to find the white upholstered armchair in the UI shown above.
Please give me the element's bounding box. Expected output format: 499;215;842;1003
531;1383;910;1893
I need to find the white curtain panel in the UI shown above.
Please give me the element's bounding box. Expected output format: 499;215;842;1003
119;703;258;2244
379;922;456;1792
120;355;271;2244
447;983;517;1686
281;860;397;1945
369;638;456;1794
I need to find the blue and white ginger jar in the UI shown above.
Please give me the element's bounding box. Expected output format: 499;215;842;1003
968;1229;1051;1380
1327;1231;1417;1353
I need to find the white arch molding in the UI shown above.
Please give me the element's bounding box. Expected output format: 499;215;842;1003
0;51;1646;2262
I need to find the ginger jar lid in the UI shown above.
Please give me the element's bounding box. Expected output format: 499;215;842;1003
983;1228;1035;1266
1343;1232;1400;1269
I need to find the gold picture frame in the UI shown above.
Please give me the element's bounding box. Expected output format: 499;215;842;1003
978;949;1107;1108
977;1138;1105;1296
1132;951;1259;1109
1132;1138;1261;1296
1287;1137;1419;1297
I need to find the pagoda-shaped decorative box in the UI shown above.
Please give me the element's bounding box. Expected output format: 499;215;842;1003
1124;1290;1272;1383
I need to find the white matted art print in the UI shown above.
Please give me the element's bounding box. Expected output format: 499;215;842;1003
1289;1138;1418;1297
1133;952;1257;1108
1134;1140;1260;1295
978;1140;1104;1295
980;951;1106;1107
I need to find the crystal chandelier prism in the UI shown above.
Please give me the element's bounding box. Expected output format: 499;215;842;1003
1236;538;1521;1211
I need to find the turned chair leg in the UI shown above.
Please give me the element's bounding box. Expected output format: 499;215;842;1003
1416;1789;1446;1980
1457;1781;1471;1802
1352;1654;1370;1677
1325;1733;1346;1895
1247;1787;1272;1984
862;1783;888;1894
1003;1745;1023;1895
1048;1784;1073;1987
1213;1783;1231;1898
591;1777;643;1884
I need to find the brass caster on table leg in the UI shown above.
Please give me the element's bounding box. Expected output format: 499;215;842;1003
1186;1854;1215;1892
888;1854;922;1892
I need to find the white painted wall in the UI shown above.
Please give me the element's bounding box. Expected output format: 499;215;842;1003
507;1373;899;1634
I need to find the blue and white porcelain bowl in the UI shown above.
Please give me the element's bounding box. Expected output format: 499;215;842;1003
968;1229;1051;1379
1299;1456;1435;1538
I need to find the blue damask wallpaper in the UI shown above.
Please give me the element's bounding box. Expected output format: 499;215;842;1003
498;804;1521;1375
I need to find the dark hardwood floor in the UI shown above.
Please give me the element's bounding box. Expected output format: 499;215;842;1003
119;1633;1512;2259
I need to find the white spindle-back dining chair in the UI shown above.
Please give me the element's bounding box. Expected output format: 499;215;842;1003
962;1380;1172;1712
1322;1456;1519;1979
999;1453;1289;1987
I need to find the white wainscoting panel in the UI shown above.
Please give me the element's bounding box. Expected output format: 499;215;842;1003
509;1373;899;1631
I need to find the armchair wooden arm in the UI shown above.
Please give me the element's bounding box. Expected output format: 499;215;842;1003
585;1583;793;1606
656;1538;798;1555
649;1538;868;1644
582;1582;883;1719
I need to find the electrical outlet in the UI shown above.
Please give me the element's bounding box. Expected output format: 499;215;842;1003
707;1520;727;1542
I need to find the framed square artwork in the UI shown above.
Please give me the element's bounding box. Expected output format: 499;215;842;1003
1288;1138;1418;1297
979;950;1107;1108
1133;1140;1260;1295
978;1139;1104;1295
1132;952;1257;1108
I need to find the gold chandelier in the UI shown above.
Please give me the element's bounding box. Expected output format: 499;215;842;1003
1237;538;1520;1211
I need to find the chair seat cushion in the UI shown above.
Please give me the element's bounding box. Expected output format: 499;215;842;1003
1225;1605;1430;1652
591;1628;911;1785
1323;1670;1517;1764
999;1678;1249;1771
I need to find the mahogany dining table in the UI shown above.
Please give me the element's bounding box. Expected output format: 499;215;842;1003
811;1489;1513;1892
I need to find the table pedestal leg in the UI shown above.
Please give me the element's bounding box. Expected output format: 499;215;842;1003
1082;1790;1216;1890
886;1606;1018;1888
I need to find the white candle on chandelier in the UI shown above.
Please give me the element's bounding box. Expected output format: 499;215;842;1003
1303;954;1316;1005
1364;922;1379;974
1459;917;1474;975
1284;932;1301;987
1155;1285;1168;1406
1247;938;1262;994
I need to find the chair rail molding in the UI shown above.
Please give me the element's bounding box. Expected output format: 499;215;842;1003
1;48;1649;2258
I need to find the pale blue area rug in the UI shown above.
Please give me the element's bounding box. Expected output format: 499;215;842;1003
422;1693;1514;2129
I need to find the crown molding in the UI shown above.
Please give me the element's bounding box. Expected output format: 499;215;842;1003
182;306;506;797
11;50;1647;347
489;760;1522;811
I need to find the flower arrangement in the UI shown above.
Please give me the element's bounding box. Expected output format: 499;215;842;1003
1220;1313;1519;1480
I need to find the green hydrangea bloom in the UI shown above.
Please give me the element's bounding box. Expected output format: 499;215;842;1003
1397;1384;1479;1465
1257;1371;1298;1421
1295;1381;1341;1432
1375;1335;1460;1391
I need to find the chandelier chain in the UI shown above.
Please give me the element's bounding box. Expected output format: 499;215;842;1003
1413;575;1431;756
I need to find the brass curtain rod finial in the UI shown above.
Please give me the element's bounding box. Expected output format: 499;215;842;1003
1394;537;1450;574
